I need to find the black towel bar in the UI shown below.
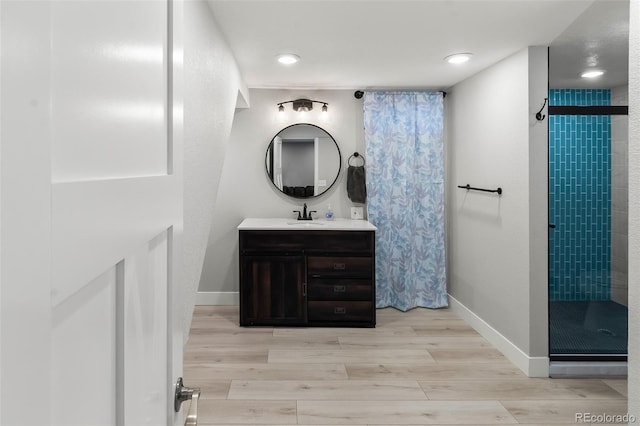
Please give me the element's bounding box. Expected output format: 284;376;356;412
458;184;503;195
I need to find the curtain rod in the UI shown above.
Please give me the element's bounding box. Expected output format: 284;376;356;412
354;90;447;99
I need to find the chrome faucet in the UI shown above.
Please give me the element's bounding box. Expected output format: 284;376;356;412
293;203;317;221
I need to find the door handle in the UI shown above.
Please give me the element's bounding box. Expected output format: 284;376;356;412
184;390;199;426
175;377;200;426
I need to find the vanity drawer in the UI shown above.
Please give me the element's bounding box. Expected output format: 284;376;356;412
308;301;372;322
307;279;371;301
303;231;374;253
240;231;305;252
240;230;374;254
307;256;372;278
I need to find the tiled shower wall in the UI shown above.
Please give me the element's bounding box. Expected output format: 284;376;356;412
548;89;611;301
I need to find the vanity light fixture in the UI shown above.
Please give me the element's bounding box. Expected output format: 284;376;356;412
444;53;473;64
277;53;300;65
277;99;329;114
581;69;605;78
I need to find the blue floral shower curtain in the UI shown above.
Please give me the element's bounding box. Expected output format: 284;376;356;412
364;91;447;310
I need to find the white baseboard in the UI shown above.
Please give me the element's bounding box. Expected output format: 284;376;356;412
196;291;239;305
448;294;549;378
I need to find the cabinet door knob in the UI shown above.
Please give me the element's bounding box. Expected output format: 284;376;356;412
333;285;346;293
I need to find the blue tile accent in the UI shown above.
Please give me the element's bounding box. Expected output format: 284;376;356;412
549;89;611;106
549;90;611;301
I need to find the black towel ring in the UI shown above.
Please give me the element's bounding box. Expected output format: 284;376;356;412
348;152;365;166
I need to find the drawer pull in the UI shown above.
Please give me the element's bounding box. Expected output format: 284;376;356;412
333;285;346;293
334;307;346;314
333;263;346;270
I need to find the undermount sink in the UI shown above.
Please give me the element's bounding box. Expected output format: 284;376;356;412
286;221;325;226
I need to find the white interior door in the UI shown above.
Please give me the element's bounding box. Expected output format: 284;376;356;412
1;1;185;425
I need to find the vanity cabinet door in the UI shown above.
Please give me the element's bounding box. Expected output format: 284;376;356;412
240;255;307;326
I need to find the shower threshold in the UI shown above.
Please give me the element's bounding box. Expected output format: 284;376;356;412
549;360;627;377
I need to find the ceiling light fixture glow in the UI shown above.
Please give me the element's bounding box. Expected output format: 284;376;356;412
444;53;473;64
581;70;605;78
277;53;300;65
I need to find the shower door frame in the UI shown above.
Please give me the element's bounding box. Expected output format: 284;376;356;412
547;103;629;362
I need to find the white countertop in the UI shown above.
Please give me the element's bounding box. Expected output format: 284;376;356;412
238;217;377;231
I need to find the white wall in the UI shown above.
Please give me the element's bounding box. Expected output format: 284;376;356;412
198;89;365;302
446;47;549;377
182;1;247;337
628;0;639;418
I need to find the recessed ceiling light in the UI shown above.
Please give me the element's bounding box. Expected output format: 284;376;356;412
277;54;300;65
581;70;605;78
444;53;473;64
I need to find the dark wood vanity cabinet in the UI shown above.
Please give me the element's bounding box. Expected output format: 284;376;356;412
240;255;307;325
239;230;376;327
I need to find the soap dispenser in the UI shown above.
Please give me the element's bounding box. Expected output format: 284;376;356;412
325;204;334;221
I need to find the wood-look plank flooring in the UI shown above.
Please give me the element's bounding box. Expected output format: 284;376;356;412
185;306;627;425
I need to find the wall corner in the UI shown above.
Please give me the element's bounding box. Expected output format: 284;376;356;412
527;46;549;359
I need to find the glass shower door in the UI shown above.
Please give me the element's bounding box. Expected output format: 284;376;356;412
548;89;628;359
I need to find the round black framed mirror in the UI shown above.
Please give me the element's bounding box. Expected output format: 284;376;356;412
265;123;341;198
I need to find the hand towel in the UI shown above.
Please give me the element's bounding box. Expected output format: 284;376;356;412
347;165;367;203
